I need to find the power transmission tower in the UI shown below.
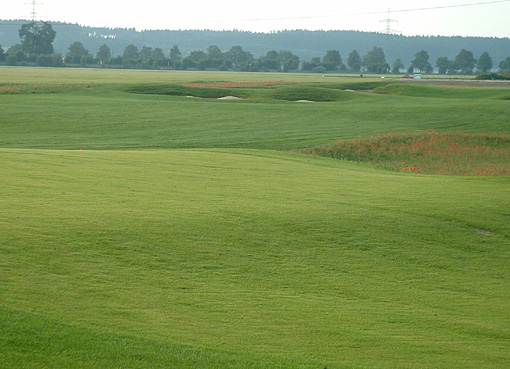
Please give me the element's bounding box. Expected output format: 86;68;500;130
379;8;400;35
25;0;43;22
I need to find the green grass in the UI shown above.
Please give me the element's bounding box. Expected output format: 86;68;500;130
1;66;510;369
1;149;509;369
1;305;336;369
373;83;510;100
126;83;359;101
0;70;509;151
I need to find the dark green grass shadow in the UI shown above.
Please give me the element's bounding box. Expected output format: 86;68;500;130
0;305;354;369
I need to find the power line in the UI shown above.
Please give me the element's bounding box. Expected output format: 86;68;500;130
212;0;510;24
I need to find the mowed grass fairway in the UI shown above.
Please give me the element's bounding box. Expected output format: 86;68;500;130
1;67;509;369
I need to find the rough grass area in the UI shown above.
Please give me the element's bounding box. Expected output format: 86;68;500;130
0;83;92;94
294;130;510;176
476;73;510;80
373;83;510;100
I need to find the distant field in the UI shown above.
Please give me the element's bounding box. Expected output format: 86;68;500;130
1;66;509;369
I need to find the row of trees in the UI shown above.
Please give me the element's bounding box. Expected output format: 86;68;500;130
118;44;301;71
2;22;510;74
303;47;506;75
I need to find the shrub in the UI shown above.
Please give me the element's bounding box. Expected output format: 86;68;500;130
476;73;510;80
6;54;17;66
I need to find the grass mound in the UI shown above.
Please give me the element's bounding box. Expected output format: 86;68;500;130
373;83;510;100
265;85;355;101
125;83;251;99
126;83;357;101
295;130;510;176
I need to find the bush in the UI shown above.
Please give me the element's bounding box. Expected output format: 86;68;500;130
476;73;510;80
36;53;63;67
312;66;327;74
6;55;17;66
37;54;53;66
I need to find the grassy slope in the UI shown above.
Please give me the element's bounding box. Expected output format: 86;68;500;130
1;83;509;150
374;83;510;100
1;67;510;368
1;149;509;369
1;305;326;369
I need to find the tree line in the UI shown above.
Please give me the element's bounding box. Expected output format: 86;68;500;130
2;22;510;74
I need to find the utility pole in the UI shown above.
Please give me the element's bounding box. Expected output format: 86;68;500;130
379;8;400;35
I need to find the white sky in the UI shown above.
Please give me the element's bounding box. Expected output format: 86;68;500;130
5;0;510;37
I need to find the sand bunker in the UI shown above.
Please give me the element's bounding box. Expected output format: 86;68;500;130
217;96;244;100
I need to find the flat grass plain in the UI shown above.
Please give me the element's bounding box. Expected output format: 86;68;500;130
1;67;509;369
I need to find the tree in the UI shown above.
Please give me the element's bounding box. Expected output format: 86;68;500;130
37;52;63;67
476;52;493;73
302;57;322;72
66;41;92;64
257;50;280;71
6;44;25;63
169;45;182;64
186;50;207;68
436;57;453;74
392;58;404;74
169;45;182;68
204;45;223;68
500;57;510;73
454;49;476;74
139;46;153;61
19;22;56;55
123;44;139;67
6;54;18;66
97;44;112;65
152;48;166;67
347;50;361;72
0;45;5;62
411;50;432;73
322;50;342;71
278;50;300;72
362;46;389;73
226;46;253;70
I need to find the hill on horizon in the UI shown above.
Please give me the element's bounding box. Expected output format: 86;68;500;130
1;19;510;67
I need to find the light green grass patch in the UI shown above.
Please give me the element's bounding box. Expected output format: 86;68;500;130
1;148;509;369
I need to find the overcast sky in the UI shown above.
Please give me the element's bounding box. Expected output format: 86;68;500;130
5;0;510;37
